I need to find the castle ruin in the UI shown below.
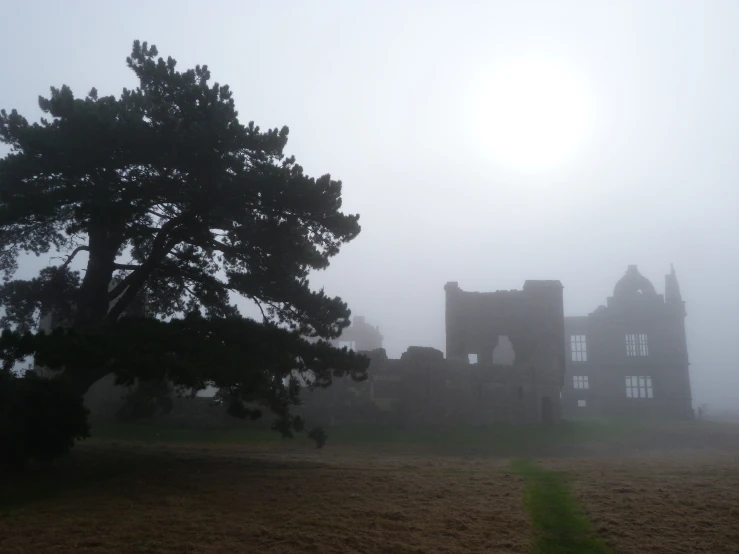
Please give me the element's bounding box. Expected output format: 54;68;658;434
320;279;566;426
316;265;693;427
562;265;692;419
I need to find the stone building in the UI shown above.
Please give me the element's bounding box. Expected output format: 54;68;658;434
332;315;384;352
561;265;693;419
443;280;566;424
312;280;567;427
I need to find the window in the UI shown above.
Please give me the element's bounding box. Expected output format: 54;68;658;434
573;375;589;389
468;353;478;364
577;399;587;408
625;334;648;356
625;376;653;398
570;334;587;362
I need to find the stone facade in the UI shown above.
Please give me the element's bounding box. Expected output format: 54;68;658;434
331;315;384;352
562;265;693;419
323;279;567;427
442;280;566;424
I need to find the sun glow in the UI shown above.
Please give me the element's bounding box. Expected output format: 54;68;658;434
476;58;594;170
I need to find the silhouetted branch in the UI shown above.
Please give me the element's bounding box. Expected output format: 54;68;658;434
60;246;90;270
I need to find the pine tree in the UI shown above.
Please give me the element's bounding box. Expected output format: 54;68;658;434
0;41;368;452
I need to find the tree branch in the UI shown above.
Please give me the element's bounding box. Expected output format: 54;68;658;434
104;228;183;323
253;298;268;323
61;245;90;270
108;269;138;301
108;216;188;302
113;263;141;271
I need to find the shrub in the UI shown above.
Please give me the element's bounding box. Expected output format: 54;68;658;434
0;370;90;470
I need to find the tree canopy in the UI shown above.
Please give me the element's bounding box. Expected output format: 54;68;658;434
0;40;368;445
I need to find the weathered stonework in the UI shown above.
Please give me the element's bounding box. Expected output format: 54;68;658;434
319;280;566;427
562;265;693;419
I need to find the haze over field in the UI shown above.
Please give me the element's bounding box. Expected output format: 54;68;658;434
2;0;738;410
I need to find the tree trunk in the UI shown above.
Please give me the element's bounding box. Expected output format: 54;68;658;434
61;223;121;398
75;225;119;330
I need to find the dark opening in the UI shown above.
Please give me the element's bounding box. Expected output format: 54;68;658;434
493;335;515;366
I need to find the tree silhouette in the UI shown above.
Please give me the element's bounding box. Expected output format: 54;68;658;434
0;40;368;448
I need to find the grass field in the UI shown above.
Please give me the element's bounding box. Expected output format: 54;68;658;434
89;417;734;453
1;420;739;553
89;418;637;451
513;459;613;553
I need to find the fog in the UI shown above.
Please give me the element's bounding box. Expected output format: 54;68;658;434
3;0;738;410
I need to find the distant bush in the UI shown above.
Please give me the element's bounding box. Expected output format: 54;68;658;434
0;370;90;471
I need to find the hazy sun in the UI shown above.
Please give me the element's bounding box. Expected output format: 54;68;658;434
476;58;593;170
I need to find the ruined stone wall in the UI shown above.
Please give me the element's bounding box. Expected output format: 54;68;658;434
299;280;568;428
444;280;566;424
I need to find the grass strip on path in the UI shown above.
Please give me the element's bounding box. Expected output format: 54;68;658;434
512;459;613;554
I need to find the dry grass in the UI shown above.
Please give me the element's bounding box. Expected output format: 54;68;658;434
2;422;739;554
0;444;532;554
545;453;739;554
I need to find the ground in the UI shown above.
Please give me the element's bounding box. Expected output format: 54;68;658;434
1;421;738;553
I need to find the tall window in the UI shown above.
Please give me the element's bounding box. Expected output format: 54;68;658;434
625;376;653;398
571;335;587;362
625;333;649;356
573;375;589;389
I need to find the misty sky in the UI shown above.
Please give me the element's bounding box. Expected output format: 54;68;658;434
3;1;739;409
